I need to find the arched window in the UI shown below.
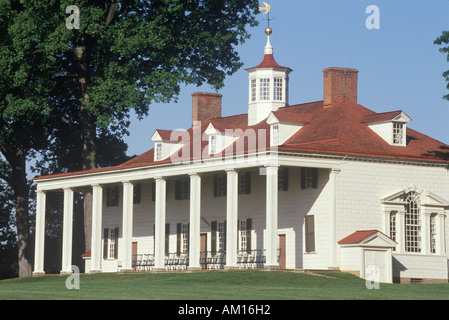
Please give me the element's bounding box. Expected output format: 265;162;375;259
405;192;421;253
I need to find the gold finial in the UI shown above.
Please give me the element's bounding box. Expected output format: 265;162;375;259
259;2;272;15
265;27;272;35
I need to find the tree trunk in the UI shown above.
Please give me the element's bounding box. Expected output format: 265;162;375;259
9;149;32;277
76;38;97;254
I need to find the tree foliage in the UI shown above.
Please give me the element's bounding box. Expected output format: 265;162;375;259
435;30;449;101
0;0;259;276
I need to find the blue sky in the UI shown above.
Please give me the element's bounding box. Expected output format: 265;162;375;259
124;0;449;157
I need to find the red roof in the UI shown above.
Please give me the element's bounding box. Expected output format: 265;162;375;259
245;53;292;71
34;98;449;181
338;230;394;244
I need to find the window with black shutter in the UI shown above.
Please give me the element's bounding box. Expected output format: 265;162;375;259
175;178;190;200
213;174;227;197
301;168;318;189
133;183;141;204
238;171;251;195
106;186;119;207
278;167;289;191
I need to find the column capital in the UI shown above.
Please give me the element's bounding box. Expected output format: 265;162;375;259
331;168;341;174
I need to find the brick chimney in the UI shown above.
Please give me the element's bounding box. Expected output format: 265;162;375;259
191;92;222;126
323;67;358;107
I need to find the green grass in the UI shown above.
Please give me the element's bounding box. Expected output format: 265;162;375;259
1;270;449;300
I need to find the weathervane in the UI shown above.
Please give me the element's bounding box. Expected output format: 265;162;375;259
259;1;273;35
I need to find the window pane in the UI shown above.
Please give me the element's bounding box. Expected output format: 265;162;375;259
259;78;270;100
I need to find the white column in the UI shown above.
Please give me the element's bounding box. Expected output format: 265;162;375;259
225;169;238;269
436;213;446;255
90;184;103;273
396;210;406;253
154;177;166;270
265;166;279;269
188;173;201;270
328;168;340;269
421;210;431;255
61;188;74;274
121;181;134;271
33;190;47;276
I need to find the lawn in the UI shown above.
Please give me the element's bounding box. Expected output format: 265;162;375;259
1;270;449;301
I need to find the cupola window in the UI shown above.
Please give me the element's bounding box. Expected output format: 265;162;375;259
260;78;271;100
274;78;283;101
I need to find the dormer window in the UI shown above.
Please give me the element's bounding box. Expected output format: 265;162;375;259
209;135;217;154
271;124;280;146
393;123;404;145
155;143;162;161
260;78;271;100
363;111;411;147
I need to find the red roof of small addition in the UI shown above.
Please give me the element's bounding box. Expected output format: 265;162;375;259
338;230;392;244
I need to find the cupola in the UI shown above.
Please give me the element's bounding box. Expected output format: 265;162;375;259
245;28;292;126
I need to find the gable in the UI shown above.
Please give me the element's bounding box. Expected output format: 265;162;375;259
338;230;396;248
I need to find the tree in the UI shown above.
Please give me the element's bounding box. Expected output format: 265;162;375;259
435;31;449;101
1;0;259;276
435;31;449;169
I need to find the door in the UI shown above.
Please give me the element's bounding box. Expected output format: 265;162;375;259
364;250;388;283
200;233;207;269
278;235;286;269
132;242;138;270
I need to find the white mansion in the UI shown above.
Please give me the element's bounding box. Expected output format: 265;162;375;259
33;30;449;284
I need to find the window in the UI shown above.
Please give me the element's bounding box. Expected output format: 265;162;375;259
271;124;280;146
259;78;270;100
218;221;226;252
106;186;119;207
238;219;252;253
175;178;190;200
390;212;397;250
393;123;404;145
274;78;283;101
305;216;315;253
278;167;289;191
213;174;227;197
250;79;256;102
405;192;421;253
155;142;163;160
176;223;189;255
430;213;437;254
103;227;119;260
301;168;318;189
209;135;217;154
238;171;251;195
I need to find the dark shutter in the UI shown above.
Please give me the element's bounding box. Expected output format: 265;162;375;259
213;175;218;197
300;168;306;189
176;223;182;255
245;172;251;194
282;168;289;191
133;183;141;204
112;186;119;206
246;218;252;254
305;216;315;252
114;227;119;259
151;181;155;201
103;228;109;260
175;180;181;200
211;221;217;255
165;223;170;254
312;168;318;189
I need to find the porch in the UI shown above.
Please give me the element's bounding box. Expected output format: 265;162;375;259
129;249;281;272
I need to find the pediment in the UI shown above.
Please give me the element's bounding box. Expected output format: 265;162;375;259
380;187;449;208
338;230;396;248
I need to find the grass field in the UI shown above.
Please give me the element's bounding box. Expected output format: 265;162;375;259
1;270;449;300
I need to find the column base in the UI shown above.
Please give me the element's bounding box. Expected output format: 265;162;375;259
32;271;46;277
60;270;73;275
